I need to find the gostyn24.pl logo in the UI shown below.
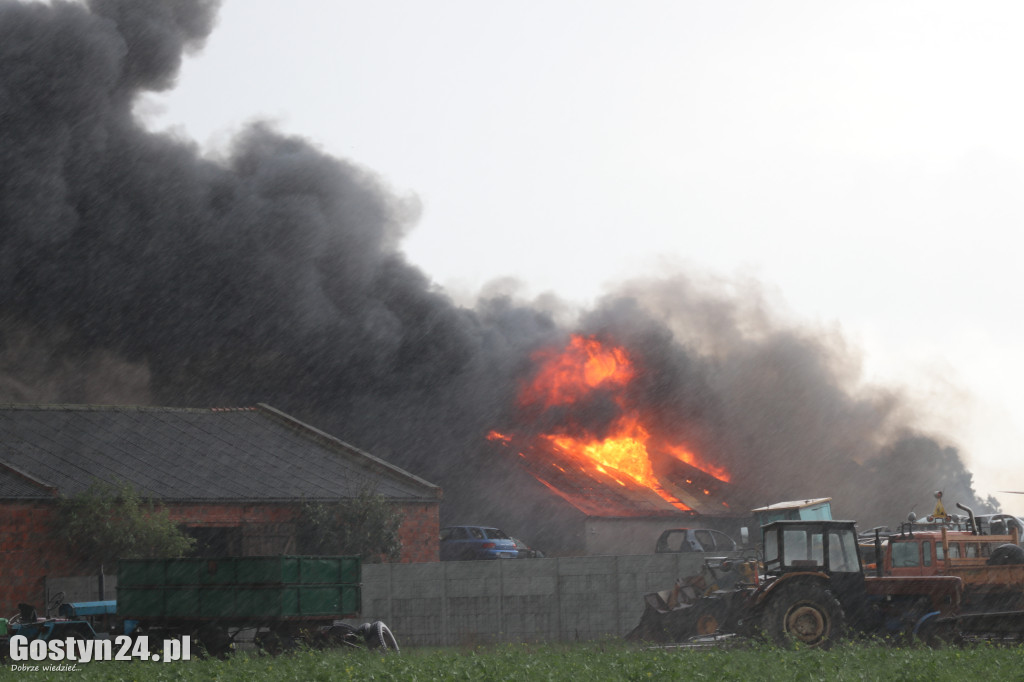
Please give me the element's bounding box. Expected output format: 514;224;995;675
8;634;191;665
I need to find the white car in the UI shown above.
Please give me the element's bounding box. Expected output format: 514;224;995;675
654;527;737;553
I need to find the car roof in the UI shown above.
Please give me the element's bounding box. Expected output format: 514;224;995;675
442;525;501;531
661;527;731;533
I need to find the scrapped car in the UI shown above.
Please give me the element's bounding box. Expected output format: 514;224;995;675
973;513;1024;538
654;528;737;554
440;525;519;560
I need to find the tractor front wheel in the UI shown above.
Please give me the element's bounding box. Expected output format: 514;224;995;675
692;598;727;636
760;582;845;648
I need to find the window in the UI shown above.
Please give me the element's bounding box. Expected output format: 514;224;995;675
922;541;932;567
694;530;715;552
765;531;779;566
442;527;470;541
469;527;485;540
780;529;823;568
891;541;920;568
936;541;965;560
484;528;510;540
783;529;808;563
965;543;979;558
828;532;860;572
803;503;832;520
711;531;737;551
655;530;690;552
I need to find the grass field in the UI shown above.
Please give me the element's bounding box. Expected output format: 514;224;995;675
8;640;1023;681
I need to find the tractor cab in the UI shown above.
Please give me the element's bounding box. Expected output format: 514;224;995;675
761;520;864;577
759;520;868;621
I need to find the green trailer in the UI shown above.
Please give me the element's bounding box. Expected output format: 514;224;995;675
117;556;375;655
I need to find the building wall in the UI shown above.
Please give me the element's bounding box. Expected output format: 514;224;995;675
0;498;439;614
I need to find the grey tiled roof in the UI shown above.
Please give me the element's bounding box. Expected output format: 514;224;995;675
0;404;440;502
0;463;55;498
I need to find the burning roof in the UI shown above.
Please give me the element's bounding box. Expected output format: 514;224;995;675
488;334;741;518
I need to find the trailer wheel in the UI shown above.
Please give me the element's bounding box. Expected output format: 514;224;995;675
761;583;845;648
361;621;399;653
254;630;282;655
195;625;232;658
915;614;960;648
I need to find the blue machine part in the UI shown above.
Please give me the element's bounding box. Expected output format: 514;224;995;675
58;601;117;618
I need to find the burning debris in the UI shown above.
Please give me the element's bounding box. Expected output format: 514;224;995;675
0;0;999;548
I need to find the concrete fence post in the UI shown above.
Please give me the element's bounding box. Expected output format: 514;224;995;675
441;561;449;646
498;557;505;643
555;557;563;642
386;562;393;626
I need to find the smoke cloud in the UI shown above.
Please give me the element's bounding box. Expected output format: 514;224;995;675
0;0;995;544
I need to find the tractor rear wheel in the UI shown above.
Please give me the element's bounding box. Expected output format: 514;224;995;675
760;582;845;648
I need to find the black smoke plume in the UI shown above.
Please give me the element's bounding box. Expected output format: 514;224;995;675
0;0;996;543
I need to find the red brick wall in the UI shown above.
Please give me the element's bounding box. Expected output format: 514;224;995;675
395;502;441;563
0;498;440;614
0;502;79;616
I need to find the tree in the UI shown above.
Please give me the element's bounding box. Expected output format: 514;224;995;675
295;486;404;562
56;480;195;569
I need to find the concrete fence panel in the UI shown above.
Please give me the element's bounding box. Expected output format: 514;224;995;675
359;552;721;646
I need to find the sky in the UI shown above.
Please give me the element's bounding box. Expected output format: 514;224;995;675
140;1;1024;515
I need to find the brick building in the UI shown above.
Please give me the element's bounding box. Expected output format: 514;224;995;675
0;403;442;613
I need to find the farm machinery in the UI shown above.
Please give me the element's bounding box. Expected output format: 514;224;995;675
2;555;398;659
627;517;1024;647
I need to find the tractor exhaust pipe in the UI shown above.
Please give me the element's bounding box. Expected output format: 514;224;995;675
956;502;979;535
874;529;883;577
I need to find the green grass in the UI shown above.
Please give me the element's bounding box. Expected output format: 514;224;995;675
9;640;1024;681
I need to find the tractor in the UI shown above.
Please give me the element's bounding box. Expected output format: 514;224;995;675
629;519;965;647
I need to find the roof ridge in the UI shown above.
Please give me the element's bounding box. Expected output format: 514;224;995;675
255;403;442;499
0;404;258;414
0;459;58;496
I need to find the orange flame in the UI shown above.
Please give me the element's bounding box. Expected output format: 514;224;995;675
540;412;693;510
520;335;634;408
487;430;511;444
542;414;654;488
665;445;731;483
